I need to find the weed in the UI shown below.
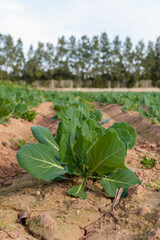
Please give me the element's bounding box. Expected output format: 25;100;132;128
139;154;157;169
21;110;37;122
9;136;34;149
146;184;153;189
0;221;6;230
146;180;160;191
152;180;160;191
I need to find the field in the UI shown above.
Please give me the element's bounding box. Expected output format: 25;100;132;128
0;81;160;240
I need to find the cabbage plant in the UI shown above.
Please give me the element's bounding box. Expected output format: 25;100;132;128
17;106;140;199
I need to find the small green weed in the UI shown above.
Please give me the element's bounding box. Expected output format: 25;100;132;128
152;180;160;191
0;221;6;230
21;110;37;122
146;180;160;191
146;184;153;189
9;136;34;149
151;119;158;124
139;154;157;169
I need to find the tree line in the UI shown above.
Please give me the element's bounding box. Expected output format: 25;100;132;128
0;32;160;87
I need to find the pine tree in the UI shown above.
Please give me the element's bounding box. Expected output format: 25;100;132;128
67;35;78;80
99;32;111;86
3;35;15;78
12;38;25;79
34;42;46;79
54;36;70;80
111;35;123;87
154;36;160;86
134;40;145;83
123;37;134;87
45;42;55;79
77;35;92;81
90;35;100;85
0;34;5;78
23;45;36;82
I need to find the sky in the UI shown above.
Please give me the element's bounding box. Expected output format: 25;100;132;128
0;0;160;54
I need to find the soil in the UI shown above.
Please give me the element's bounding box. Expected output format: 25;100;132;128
0;102;58;181
0;102;160;240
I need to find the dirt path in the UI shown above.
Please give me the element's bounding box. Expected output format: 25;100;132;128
38;87;160;92
0;102;160;240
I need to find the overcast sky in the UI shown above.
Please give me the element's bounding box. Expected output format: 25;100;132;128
0;0;160;53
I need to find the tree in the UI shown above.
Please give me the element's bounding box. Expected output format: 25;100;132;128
99;32;111;85
0;34;6;78
123;37;135;87
154;36;160;86
12;38;25;79
3;35;15;78
54;36;71;80
77;35;92;81
67;35;78;80
24;43;47;81
111;35;123;87
144;41;155;81
23;45;36;82
0;32;160;88
45;42;55;79
134;40;145;83
34;42;46;79
90;35;100;85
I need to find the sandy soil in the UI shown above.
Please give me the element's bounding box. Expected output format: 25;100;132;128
0;102;58;181
0;102;160;240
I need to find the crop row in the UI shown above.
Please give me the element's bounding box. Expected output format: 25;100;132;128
0;80;160;124
87;91;160;124
0;80;57;123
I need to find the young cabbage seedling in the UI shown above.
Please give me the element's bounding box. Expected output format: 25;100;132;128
17;105;141;199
